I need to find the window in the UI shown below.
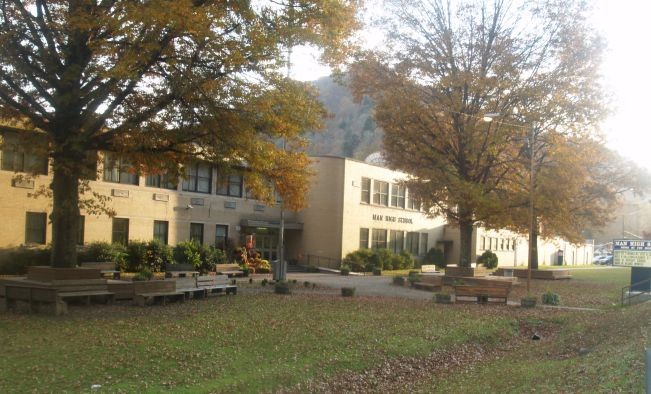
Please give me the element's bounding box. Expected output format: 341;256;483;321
78;215;85;245
390;184;406;208
371;229;387;249
406;232;419;255
103;154;138;185
112;218;129;245
154;220;169;245
373;180;389;206
501;238;505;250
361;177;371;204
215;225;228;250
359;228;369;249
407;190;421;210
145;173;177;190
182;163;211;193
216;174;243;197
190;223;204;244
389;230;404;253
1;147;48;175
25;212;46;244
480;236;486;250
420;233;428;256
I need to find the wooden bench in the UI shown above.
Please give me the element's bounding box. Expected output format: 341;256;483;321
413;275;443;291
175;277;208;299
454;285;510;304
80;262;120;279
134;279;185;306
214;264;244;277
197;275;238;295
165;264;199;278
2;279;114;315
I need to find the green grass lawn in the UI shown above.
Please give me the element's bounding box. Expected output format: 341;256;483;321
0;268;648;393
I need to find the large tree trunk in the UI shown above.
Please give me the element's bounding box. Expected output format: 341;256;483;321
49;152;81;268
458;219;474;268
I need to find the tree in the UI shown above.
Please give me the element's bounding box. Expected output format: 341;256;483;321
350;0;609;267
0;1;359;267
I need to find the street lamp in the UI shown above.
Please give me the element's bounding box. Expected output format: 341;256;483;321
484;111;536;294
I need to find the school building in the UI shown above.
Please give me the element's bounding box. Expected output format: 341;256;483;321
0;143;593;267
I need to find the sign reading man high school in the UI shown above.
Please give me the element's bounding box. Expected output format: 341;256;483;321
613;239;651;267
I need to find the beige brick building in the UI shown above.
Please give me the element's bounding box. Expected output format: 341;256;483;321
0;147;592;267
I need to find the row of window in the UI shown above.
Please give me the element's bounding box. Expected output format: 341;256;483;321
361;177;422;210
359;228;428;255
24;212;229;250
103;156;246;197
480;236;517;252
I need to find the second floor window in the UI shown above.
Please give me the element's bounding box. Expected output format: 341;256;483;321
373;180;389;206
391;184;406;208
182;163;211;193
1;147;48;175
103;154;138;185
145;173;177;190
361;177;371;203
217;174;243;197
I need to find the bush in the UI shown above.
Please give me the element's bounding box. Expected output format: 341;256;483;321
341;287;356;297
274;281;291;294
392;276;406;286
200;245;227;273
340;265;350;276
79;242;127;269
126;241;148;272
143;240;173;272
424;248;446;269
343;248;414;272
372;267;382;276
132;267;153;281
344;249;374;272
173;240;202;268
247;257;271;274
261;278;268;286
408;270;421;285
0;246;51;275
477;250;498;269
542;291;561;306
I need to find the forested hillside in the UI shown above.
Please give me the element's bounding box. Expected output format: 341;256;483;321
306;76;382;159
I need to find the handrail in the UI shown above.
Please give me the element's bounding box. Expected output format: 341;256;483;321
621;277;651;306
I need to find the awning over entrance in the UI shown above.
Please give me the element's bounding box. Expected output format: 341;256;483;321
240;219;303;230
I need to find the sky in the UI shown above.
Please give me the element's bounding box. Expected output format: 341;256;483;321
290;0;651;171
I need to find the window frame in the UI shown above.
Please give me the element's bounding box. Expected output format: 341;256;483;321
372;180;389;206
217;174;243;197
215;224;229;250
112;218;129;245
153;220;169;245
25;212;47;244
190;222;204;244
390;184;406;208
103;154;138;185
359;228;369;249
145;173;177;190
361;177;371;204
182;162;212;194
371;228;388;249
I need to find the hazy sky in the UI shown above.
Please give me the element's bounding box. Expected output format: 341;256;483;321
291;0;651;170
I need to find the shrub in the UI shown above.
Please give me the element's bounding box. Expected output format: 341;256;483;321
79;242;127;269
261;278;268;286
341;287;356;297
274;281;291;294
132;267;153;281
0;246;51;275
200;245;227;273
392;276;406;286
542;291;561;306
343;248;414;272
173;240;202;268
408;270;421;285
478;250;499;269
143;240;173;272
126;241;148;272
340;264;350;276
344;249;374;272
424;248;446;269
247;257;271;274
304;281;310;287
372;267;382;276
